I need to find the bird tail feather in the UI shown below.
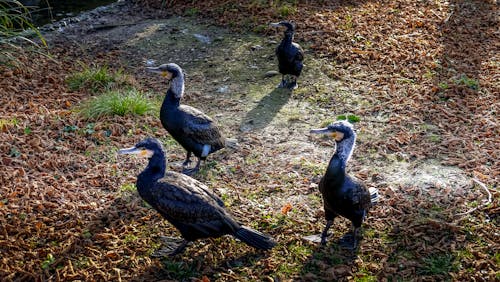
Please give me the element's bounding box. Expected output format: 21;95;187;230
235;226;276;250
224;138;239;150
369;187;379;205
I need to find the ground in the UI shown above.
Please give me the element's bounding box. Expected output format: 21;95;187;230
0;0;498;281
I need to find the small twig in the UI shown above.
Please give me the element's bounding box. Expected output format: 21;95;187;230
444;8;454;24
455;178;492;217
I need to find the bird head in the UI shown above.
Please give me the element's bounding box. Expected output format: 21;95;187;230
310;120;355;142
270;21;295;33
146;63;183;81
118;138;164;159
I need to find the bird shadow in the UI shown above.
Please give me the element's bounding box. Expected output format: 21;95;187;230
240;87;291;131
298;241;358;281
130;245;268;281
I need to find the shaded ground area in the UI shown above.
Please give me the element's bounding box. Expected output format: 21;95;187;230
0;0;498;281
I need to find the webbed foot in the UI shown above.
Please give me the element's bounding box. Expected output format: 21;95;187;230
287;81;298;90
338;233;358;250
182;167;200;176
152;237;190;257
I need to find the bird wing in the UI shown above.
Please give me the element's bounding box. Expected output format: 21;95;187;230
348;176;372;210
292;43;304;62
179;105;224;146
151;172;227;223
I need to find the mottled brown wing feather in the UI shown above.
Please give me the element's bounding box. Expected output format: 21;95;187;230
152;172;227;223
352;180;372;210
179;105;224;147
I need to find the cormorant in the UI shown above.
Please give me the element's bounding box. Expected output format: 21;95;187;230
270;21;304;89
310;121;379;249
118;138;276;255
147;63;225;175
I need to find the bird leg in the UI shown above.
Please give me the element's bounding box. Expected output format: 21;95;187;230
278;75;287;88
320;220;334;245
182;157;201;175
338;225;360;250
182;151;192;167
287;76;298;90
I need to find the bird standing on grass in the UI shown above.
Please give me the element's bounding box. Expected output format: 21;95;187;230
118;138;276;255
310;121;379;249
147;63;225;175
270;21;304;90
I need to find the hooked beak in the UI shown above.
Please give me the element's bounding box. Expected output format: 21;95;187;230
118;146;141;155
118;147;154;158
146;66;172;79
309;127;330;134
310;128;344;141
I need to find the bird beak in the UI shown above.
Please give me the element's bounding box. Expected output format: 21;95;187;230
146;67;173;79
118;147;154;158
310;127;330;134
310;128;344;141
269;22;281;28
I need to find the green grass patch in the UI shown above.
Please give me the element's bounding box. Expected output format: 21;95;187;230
438;82;449;90
276;4;297;17
337;114;361;123
161;260;199;280
40;253;55;270
428;134;441;143
66;64;130;93
78;89;157;119
124;234;138;243
418;253;458;276
120;183;136;193
354;273;377;282
0;117;18;131
455;75;479;90
184;7;199;16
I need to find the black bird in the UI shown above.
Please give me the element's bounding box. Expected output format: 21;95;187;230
118;138;276;255
310;121;379;249
270;21;304;89
147;63;225;175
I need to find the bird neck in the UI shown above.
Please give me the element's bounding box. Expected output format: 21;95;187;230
163;89;180;108
282;31;294;45
333;134;356;170
136;153;166;202
323;136;355;183
167;75;185;101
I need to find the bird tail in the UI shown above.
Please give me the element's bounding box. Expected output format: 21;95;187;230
224;138;239;150
369;187;380;205
235;226;276;250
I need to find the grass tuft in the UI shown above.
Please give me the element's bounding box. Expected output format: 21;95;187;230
337;114;361;123
455;75;479;90
78;89;157;119
277;4;296;17
1;0;46;66
66;64;130;93
418;253;458;276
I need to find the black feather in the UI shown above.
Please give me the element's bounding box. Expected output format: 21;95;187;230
273;21;304;88
121;138;276;253
152;63;225;174
312;121;378;247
